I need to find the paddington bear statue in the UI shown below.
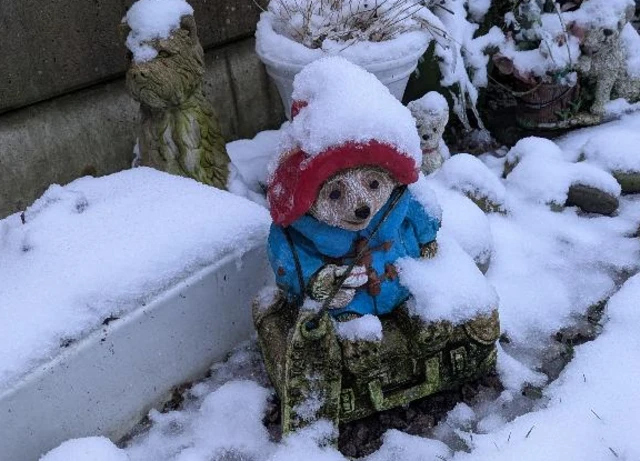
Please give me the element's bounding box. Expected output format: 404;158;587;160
253;57;500;437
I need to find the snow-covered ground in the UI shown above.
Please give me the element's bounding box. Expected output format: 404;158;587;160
0;168;270;391
38;112;640;460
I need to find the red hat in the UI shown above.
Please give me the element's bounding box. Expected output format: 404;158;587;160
267;122;419;227
267;57;422;226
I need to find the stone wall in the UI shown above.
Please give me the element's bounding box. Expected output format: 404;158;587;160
0;0;264;113
0;0;284;219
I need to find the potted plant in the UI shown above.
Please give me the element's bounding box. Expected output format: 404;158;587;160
254;0;444;118
490;0;583;129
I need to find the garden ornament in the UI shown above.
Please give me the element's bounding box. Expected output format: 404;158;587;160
408;92;450;175
575;3;638;116
124;13;232;189
253;58;499;438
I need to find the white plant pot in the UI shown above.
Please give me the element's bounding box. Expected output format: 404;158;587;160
257;41;427;119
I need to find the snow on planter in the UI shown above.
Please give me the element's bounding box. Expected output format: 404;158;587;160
124;0;194;62
0;168;270;390
255;4;431;68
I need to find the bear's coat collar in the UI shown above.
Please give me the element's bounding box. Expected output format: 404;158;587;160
289;190;411;258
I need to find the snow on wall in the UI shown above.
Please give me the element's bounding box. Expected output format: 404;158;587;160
0;168;271;391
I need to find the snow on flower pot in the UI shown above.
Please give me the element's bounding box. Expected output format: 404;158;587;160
255;5;431;119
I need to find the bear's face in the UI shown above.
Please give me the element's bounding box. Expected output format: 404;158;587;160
408;101;448;152
126;17;205;109
581;25;621;56
309;167;397;231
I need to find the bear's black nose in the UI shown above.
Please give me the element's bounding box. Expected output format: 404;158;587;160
355;206;371;219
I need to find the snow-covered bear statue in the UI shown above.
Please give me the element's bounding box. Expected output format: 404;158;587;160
254;57;498;438
267;65;441;322
575;2;638;116
408;92;450;175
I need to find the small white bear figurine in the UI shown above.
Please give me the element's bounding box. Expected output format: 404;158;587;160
408;92;450;175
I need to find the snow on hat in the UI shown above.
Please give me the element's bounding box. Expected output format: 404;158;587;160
268;56;422;227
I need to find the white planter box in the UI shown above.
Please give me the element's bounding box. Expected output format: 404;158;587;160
0;245;272;461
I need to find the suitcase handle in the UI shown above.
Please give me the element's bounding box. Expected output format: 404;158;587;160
368;356;440;412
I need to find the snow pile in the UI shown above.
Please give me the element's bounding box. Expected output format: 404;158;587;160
41;437;129;461
429;182;494;270
124;0;194;62
505;138;621;207
279;56;422;165
0;168;270;390
496;344;547;392
487;199;639;348
367;429;451;461
436;154;507;210
409;175;443;222
557;111;640;162
397;235;498;324
497;35;580;81
579;129;640;174
335;314;383;342
437;274;640;461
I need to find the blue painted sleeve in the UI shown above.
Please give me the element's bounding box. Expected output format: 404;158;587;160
407;194;441;245
267;225;324;302
267;225;300;298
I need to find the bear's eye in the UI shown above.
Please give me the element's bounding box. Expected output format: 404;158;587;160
369;180;379;190
158;50;171;58
329;189;341;200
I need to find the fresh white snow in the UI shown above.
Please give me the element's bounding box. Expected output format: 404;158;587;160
335;314;383;342
398;234;498;324
0;167;271;391
279;56;423;165
124;0;194;62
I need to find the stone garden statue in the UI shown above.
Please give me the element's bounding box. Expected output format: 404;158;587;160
408;92;450;175
253;57;500;437
575;2;639;116
123;1;232;189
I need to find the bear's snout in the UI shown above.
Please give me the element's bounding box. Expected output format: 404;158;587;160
355;205;371;219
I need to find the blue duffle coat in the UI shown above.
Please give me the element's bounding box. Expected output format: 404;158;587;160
267;190;441;318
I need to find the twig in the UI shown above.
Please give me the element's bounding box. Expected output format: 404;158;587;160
525;425;535;438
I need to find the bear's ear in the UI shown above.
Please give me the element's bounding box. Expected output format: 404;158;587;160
180;15;199;42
